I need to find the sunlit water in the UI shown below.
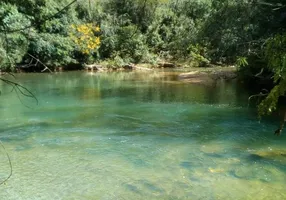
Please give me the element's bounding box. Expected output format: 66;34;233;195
0;71;285;200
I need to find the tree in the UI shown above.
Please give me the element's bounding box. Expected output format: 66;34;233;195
258;33;286;135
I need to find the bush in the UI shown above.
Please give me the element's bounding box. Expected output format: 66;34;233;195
0;2;30;70
29;33;76;68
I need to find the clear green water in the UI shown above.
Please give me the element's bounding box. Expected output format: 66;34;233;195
0;71;285;200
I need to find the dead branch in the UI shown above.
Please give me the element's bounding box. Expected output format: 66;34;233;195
248;93;268;101
248;89;269;102
27;53;53;73
255;68;264;77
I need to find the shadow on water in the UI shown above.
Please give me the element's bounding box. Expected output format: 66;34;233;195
228;154;286;182
123;179;165;197
246;151;286;171
0;121;50;141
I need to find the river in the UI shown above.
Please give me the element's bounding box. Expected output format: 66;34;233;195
0;71;285;199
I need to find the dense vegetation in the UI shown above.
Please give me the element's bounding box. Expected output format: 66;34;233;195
0;0;285;123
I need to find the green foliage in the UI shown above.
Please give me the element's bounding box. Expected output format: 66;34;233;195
258;33;286;116
236;57;248;68
265;34;286;83
0;2;30;70
258;80;286;116
189;44;209;67
0;3;31;30
115;25;149;63
104;0;159;33
170;0;211;24
99;18;152;64
29;33;75;67
0;0;285;68
0;42;7;67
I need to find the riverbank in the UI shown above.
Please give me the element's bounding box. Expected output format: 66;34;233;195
81;62;238;84
13;60;238;83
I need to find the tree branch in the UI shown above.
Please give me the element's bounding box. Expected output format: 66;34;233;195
0;140;12;186
27;54;53;73
0;77;38;105
274;111;286;136
248;89;269;102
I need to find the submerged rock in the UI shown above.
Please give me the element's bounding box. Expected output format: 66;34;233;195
249;149;286;162
230;164;276;182
230;149;286;182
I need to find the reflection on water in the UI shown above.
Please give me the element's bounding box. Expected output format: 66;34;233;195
0;71;285;200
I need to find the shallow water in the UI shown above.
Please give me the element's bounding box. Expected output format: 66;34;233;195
0;71;285;200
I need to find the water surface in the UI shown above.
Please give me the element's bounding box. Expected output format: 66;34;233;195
0;71;285;199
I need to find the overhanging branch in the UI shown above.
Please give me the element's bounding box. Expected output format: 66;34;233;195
0;77;38;105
